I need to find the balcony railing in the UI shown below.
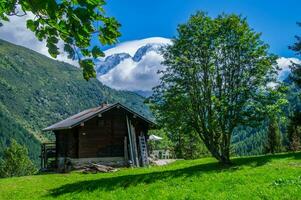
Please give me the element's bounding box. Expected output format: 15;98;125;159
40;142;56;170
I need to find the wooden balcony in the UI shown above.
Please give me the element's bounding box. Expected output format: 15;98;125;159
40;142;56;170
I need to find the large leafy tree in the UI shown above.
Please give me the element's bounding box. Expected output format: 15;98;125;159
0;0;121;80
151;12;278;164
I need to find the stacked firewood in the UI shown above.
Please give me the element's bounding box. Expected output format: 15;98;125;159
76;163;118;173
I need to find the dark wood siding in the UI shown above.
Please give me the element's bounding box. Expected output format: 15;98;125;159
55;129;78;158
78;108;128;158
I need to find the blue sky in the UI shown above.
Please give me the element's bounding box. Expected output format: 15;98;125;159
104;0;301;57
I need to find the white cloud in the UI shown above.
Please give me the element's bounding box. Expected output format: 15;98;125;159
96;37;172;92
98;51;165;91
104;37;172;57
277;57;301;81
99;40;301;92
0;14;78;66
277;57;300;70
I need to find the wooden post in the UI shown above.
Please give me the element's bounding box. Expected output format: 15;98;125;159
131;124;139;167
45;144;47;169
126;115;135;166
40;144;44;169
43;144;46;169
124;136;128;163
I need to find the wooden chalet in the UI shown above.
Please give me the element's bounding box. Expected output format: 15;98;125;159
41;103;154;171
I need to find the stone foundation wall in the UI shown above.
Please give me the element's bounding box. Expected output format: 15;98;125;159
56;157;128;172
70;157;127;168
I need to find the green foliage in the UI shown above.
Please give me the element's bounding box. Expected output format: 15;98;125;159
231;126;267;156
259;86;289;123
0;39;152;165
151;12;277;164
0;139;37;178
148;129;173;152
290;62;301;88
287;111;301;151
179;131;209;159
0;105;40;164
148;129;209;159
285;22;301;151
251;86;288;154
0;152;301;199
265;119;282;154
231;79;301;157
289;22;301;87
0;0;121;80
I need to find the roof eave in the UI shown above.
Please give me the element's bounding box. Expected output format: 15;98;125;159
116;103;156;125
42;102;155;132
42;126;72;132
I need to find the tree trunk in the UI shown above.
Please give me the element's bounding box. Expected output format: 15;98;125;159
220;153;231;165
197;130;232;165
205;143;232;165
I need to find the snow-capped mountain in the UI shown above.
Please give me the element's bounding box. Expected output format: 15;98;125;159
96;43;166;75
96;53;131;75
96;37;300;96
96;37;171;96
132;43;165;62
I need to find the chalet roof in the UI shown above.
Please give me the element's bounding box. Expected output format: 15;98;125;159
43;103;154;131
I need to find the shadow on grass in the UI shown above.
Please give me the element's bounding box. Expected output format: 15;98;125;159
233;151;301;167
48;152;301;197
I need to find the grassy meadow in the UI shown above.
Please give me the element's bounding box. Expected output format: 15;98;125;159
0;152;301;200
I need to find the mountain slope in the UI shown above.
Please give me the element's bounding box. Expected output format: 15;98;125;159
0;39;152;165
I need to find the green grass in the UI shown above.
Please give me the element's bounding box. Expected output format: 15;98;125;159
0;152;301;200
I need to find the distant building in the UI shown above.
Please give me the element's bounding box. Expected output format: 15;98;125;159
42;103;154;171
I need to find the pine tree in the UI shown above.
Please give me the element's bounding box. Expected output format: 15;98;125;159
289;22;301;87
287;23;301;151
0;140;37;178
287;112;301;151
265;118;282;154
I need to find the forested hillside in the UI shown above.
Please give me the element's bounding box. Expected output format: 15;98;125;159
0;39;152;165
231;80;301;156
